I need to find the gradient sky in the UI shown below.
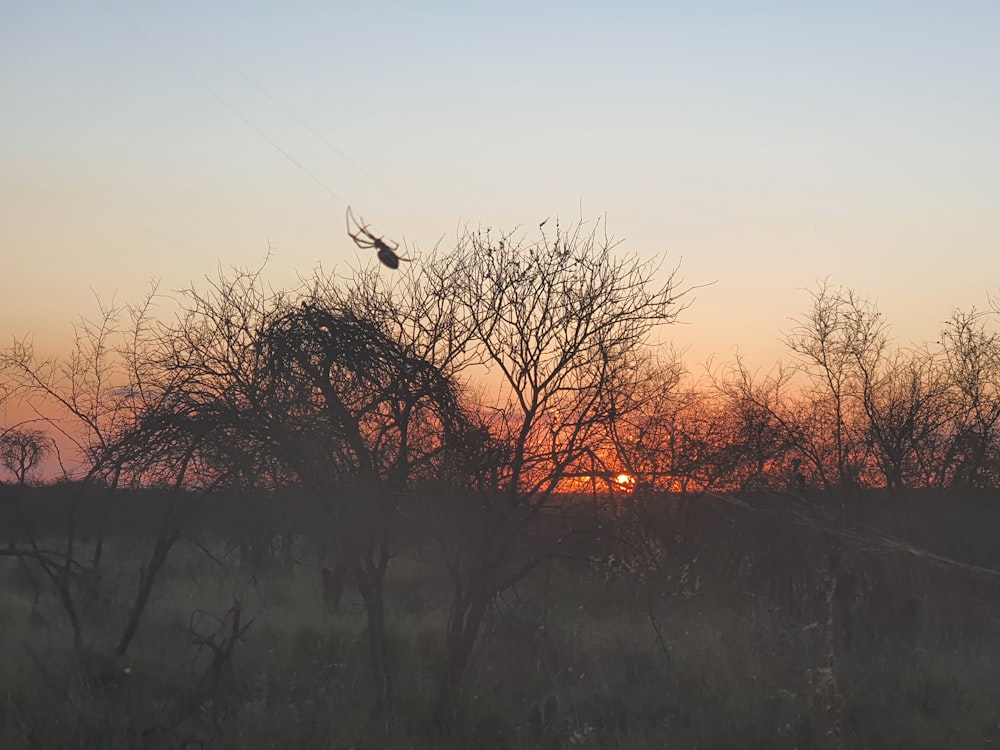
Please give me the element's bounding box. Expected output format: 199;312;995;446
2;0;999;373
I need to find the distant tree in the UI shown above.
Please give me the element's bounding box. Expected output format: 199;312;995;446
653;385;731;492
602;348;687;495
856;346;951;488
784;281;886;489
712;357;799;490
0;425;53;552
935;308;1000;487
0;426;51;485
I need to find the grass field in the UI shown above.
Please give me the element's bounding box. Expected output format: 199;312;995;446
2;488;1000;749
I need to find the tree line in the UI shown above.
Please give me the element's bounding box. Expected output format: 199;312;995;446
1;216;999;731
609;282;1000;493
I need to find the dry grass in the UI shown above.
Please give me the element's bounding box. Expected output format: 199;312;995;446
2;490;1000;748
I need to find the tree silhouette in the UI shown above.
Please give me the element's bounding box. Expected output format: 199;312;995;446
428;217;688;718
784;281;886;489
0;426;51;486
260;300;466;712
936;308;1000;487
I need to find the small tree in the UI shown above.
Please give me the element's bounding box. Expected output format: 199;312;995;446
784;281;886;489
603;349;687;495
857;347;951;488
712;357;799;490
936;308;1000;487
0;425;54;553
0;426;51;485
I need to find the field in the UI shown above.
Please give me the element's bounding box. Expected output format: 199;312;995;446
2;487;1000;749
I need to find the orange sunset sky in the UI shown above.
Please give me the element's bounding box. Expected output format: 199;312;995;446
2;1;999;377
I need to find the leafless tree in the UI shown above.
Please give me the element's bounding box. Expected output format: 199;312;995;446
602;348;687;495
784;281;886;489
856;346;951;488
1;295;132;476
429;217;689;719
259;297;466;712
36;260;469;708
0;290;164;566
711;357;800;490
645;384;733;492
73;265;285;656
935;308;1000;487
0;296;163;648
0;426;51;486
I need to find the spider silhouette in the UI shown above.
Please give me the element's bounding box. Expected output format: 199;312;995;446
346;207;411;269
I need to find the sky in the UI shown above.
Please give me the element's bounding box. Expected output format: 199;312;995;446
2;0;999;377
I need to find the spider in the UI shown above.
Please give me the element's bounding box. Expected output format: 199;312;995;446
346;207;411;269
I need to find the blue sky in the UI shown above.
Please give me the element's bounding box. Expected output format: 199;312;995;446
2;0;999;369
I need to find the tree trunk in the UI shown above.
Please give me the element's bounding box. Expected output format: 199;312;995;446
116;531;177;656
436;592;490;727
355;561;394;717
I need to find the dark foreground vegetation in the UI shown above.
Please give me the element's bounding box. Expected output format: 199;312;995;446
2;218;1000;748
2;485;1000;749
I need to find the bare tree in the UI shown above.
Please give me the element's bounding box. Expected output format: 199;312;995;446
260;298;465;713
1;296;131;477
42;261;468;710
72;265;285;656
0;290;164;566
856;346;951;488
641;383;732;492
0;297;160;648
784;281;886;489
429;217;688;719
0;426;51;485
712;357;800;490
602;348;687;495
935;308;1000;487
